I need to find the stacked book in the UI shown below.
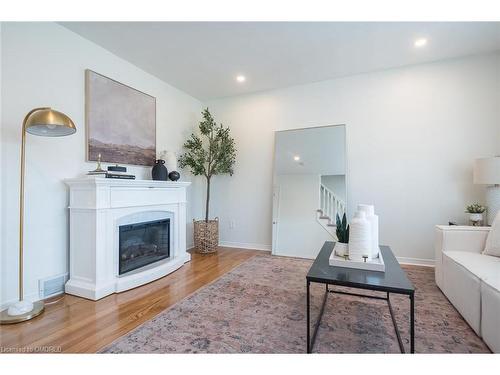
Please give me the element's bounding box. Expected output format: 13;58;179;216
87;165;136;179
106;171;136;180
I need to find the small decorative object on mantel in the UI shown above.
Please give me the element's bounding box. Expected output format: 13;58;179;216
465;203;486;226
333;213;349;257
165;150;178;171
179;108;236;254
88;158;135;179
105;173;135;180
165;150;180;181
168;171;180;181
106;164;135;179
87;153;107;175
108;164;127;173
152;159;168;181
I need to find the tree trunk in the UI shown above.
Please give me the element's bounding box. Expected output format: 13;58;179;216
205;176;211;222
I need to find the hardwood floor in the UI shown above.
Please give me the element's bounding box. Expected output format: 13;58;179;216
0;247;264;353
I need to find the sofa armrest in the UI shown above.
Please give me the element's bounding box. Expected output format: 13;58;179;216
434;225;490;289
435;225;490;253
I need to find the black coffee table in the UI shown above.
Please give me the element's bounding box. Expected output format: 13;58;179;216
306;241;415;353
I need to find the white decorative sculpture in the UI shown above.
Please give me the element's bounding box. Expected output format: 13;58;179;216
348;210;372;261
358;204;379;259
165;150;178;172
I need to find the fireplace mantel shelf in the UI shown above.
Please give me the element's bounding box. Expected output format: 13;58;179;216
64;176;191;300
65;177;191;188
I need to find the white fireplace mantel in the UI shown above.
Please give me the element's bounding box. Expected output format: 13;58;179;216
64;177;191;300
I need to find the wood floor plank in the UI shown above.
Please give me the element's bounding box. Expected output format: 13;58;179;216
0;247;264;353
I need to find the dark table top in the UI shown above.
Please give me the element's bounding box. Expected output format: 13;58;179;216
307;242;415;295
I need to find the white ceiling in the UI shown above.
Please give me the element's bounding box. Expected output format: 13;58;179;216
60;22;500;100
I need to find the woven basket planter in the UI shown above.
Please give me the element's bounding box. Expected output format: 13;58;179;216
193;218;219;254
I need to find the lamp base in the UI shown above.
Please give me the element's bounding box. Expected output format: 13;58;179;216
486;185;500;225
0;300;44;324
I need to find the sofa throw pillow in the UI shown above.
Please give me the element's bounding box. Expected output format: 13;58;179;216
484;211;500;257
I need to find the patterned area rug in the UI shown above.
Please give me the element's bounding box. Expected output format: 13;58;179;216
102;255;490;353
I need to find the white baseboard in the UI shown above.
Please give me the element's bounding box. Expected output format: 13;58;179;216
219;241;271;251
188;240;271;252
397;257;435;267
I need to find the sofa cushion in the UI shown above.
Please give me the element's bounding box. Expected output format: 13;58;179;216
481;265;500;293
443;251;500;291
484;211;500;257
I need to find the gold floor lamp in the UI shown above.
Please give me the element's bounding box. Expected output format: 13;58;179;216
0;108;76;324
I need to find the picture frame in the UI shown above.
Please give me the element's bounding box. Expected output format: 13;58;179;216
85;69;157;166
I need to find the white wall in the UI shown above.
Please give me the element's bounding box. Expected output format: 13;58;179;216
274;174;332;258
0;23;203;306
206;52;500;263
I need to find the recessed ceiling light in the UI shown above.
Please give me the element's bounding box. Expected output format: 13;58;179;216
293;155;300;161
236;75;246;83
414;38;428;48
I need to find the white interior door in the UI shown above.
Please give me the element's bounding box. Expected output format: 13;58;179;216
273;174;332;258
271;185;280;254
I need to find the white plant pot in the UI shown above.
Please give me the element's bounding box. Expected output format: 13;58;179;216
334;242;349;257
469;213;483;221
469;213;483;226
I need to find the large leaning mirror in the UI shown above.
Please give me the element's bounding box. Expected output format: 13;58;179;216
272;125;346;259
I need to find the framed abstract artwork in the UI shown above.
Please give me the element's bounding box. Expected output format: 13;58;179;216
85;69;156;166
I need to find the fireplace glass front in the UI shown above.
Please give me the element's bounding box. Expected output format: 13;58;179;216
119;218;170;275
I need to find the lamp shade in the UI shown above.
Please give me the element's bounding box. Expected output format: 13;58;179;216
473;157;500;185
25;108;76;137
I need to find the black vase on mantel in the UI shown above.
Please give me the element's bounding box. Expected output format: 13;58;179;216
152;160;168;181
168;171;180;181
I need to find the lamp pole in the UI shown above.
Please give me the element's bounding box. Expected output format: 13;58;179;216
18;108;49;300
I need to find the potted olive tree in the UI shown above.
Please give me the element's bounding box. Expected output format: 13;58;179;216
179;108;236;254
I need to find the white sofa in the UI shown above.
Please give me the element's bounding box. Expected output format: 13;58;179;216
435;225;500;353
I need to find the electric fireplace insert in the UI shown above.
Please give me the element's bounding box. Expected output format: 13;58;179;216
119;218;170;275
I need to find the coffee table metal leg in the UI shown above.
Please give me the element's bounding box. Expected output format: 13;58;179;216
387;292;405;353
410;293;415;353
306;280;311;353
307;282;329;353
